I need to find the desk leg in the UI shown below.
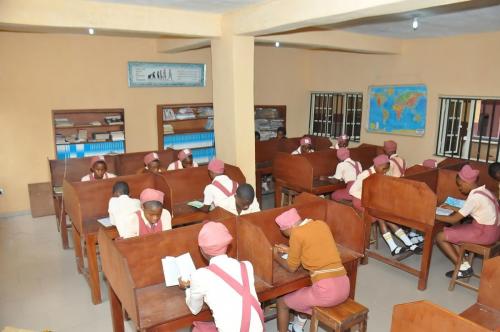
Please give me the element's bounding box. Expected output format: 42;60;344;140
86;233;102;305
418;228;435;291
60;210;69;249
72;228;84;274
274;182;282;208
108;284;125;332
256;172;263;206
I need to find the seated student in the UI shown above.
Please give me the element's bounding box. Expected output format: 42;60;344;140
167;149;199;171
179;221;264;332
291;137;314;155
81;155;116;181
330;148;362;202
272;208;349;332
276;126;287;139
349;155;422;255
137;152;167;174
200;159;239;212
108;181;140;226
218;183;260;216
488;162;500;200
435;165;500;279
117;188;172;238
333;134;349;149
384;140;406;177
422;159;438;168
255;131;261;141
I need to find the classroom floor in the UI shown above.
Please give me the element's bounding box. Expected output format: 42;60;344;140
0;206;479;332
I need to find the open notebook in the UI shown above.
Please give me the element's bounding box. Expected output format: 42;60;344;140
444;197;466;209
162;253;197;287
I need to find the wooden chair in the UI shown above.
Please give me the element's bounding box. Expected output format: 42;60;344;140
310;299;368;332
449;241;500;292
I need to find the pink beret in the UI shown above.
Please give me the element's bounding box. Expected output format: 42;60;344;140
178;149;192;161
373;154;390;167
144;152;160;166
90;155;105;168
384;140;397;153
198;221;233;256
140;188;164;205
300;137;312;146
422;159;437;168
458;165;479;184
337;148;350;161
275;208;302;230
208;159;224;173
337;134;349;142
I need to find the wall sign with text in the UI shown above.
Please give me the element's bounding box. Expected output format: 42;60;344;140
128;62;206;87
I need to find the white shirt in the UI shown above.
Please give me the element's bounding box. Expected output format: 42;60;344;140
186;255;263;332
108;195;141;226
292;148;315;155
81;172;116;181
459;186;499;226
118;209;172;239
166;160;199;171
218;195;261;216
332;158;362;183
203;175;237;207
349;166;376;200
387;154;405;178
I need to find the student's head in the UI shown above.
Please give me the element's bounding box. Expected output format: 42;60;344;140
456;165;480;195
373;154;390;174
422;159;437;169
275;208;302;238
207;159;224;179
178;149;194;168
235;184;255;212
336;134;349;148
488;162;500;181
336;148;350;161
255;131;261;141
144;152;161;173
299;137;313;154
383;140;397;156
277;127;286;139
198;221;233;260
140;188;165;224
90;156;107;179
112;181;130;197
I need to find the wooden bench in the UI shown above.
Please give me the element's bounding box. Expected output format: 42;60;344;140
310;299;368;332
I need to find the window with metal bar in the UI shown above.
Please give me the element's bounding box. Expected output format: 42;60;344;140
436;97;500;163
308;92;363;142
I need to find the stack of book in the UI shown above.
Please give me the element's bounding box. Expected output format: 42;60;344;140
198;107;214;117
55;134;67;145
54;118;74;128
110;131;125;141
92;132;110;141
163;124;174;134
104;115;124;125
176;108;196;120
162;108;176;121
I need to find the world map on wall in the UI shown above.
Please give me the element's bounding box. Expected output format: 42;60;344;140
368;84;427;136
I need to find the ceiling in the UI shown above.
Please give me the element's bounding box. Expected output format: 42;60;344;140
342;2;500;39
91;0;264;13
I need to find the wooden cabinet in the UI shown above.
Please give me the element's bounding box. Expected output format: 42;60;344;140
156;103;215;164
254;105;286;140
52;108;126;159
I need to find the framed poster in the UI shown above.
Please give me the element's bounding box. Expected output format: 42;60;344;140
368;84;427;136
128;62;206;87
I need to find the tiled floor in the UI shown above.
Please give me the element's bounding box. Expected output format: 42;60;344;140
0;209;478;332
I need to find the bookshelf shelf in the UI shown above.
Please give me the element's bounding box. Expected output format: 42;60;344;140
254;105;287;140
55;124;124;130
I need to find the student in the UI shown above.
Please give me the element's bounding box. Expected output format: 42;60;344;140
200;159;239;212
422;159;438;168
218;183;260;216
272;208;349;332
435;165;500;278
108;181;140;226
137;152;167;174
330;148;362;202
291;137;314;155
276;127;287;139
167;149;199;170
349;155;422;255
333;134;349;149
117;188;172;238
384;140;406;177
179;221;264;332
81;155;116;181
488;162;500;200
255;131;261;141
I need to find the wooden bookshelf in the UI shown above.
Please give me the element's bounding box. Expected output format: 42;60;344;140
52;108;126;160
255;105;286;140
156;103;215;164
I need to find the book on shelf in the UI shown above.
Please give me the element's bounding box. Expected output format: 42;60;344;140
110;131;125;141
93;132;110;140
204;118;214;130
176;108;196;120
255;108;280;119
88;121;102;126
162;108;176;121
198;107;214;117
54;118;74;128
77;129;87;142
55;134;67;145
163;124;174;134
104;115;124;126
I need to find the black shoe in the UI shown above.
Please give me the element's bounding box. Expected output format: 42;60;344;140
408;245;423;255
391;246;407;256
445;267;473;279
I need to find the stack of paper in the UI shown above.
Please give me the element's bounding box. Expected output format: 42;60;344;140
93;132;110;141
54;118;74;128
436;207;453;216
163;108;176;121
110;131;125;141
105;115;124;125
162;253;196;287
176;108;196;120
163;124;174;134
55;134;67;145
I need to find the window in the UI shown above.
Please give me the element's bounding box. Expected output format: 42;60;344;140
436;97;500;163
309;92;363;142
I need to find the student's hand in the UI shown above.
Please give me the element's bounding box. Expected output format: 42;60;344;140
274;244;289;254
178;277;190;290
440;204;459;212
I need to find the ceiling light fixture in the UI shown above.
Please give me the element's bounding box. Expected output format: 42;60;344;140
275;41;280;48
412;17;419;30
88;28;95;35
